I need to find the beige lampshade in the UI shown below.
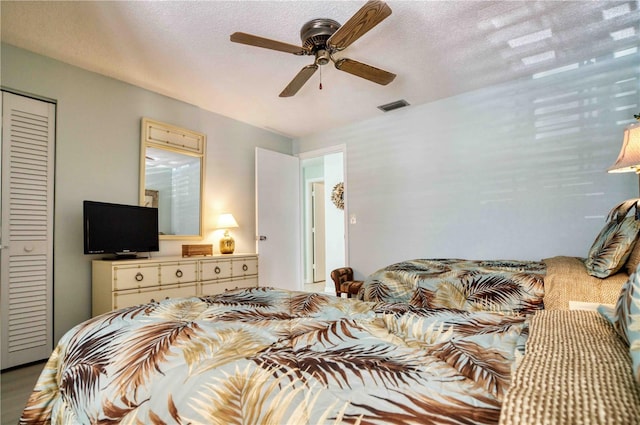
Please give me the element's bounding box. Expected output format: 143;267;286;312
216;213;239;229
608;121;640;173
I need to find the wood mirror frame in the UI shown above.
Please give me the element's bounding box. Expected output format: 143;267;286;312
140;117;206;240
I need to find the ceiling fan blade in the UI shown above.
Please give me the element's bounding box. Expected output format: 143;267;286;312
327;1;392;51
334;58;395;85
230;32;308;55
279;64;318;97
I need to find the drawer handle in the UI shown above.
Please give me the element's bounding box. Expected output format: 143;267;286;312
175;269;183;278
242;264;248;272
214;266;221;274
135;272;144;282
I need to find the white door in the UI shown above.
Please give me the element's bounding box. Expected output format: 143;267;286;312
312;182;326;282
255;148;301;290
1;92;55;369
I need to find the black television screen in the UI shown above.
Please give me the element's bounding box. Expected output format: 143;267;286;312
83;200;159;258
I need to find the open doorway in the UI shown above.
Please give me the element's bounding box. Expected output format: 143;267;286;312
300;147;346;293
311;181;326;283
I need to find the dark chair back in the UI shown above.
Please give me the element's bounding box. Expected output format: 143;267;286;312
330;267;362;298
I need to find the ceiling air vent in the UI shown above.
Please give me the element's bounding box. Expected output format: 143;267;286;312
377;99;410;113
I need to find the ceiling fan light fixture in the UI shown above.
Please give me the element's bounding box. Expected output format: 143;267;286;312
377;99;410;112
316;49;331;65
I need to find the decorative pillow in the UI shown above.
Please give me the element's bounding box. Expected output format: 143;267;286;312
584;216;640;278
599;268;640;383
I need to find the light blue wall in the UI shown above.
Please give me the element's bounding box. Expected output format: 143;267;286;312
295;50;639;279
1;43;292;342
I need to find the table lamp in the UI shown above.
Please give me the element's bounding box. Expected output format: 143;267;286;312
217;213;239;254
608;115;640;194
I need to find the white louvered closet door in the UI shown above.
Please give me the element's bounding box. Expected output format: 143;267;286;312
1;92;55;369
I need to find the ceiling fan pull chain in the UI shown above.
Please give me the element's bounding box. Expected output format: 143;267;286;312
319;66;323;90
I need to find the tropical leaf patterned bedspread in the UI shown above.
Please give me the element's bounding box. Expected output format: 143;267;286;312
21;288;529;425
361;259;546;315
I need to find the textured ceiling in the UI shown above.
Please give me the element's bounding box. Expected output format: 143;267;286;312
2;1;638;138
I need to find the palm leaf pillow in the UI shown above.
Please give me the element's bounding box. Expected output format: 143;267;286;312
585;216;640;278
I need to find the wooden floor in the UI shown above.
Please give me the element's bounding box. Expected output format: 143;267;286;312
1;361;46;425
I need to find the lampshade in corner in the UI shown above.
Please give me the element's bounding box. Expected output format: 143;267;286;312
608;121;640;173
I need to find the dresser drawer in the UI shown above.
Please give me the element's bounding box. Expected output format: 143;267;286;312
92;255;259;317
200;259;232;281
113;265;159;290
160;261;197;285
232;276;258;289
232;258;258;277
201;279;249;296
114;283;197;310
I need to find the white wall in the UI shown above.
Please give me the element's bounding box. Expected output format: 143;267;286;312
1;44;292;342
294;50;639;279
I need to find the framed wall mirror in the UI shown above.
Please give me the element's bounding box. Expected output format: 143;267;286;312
140;118;206;240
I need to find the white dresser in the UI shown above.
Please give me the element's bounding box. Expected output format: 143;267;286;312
92;254;258;316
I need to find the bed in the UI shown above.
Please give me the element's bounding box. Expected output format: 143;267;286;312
353;200;640;424
359;199;640;309
499;309;640;424
22;288;530;424
20;200;640;424
359;256;629;310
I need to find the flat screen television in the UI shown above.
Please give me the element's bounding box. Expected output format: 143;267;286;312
83;200;159;259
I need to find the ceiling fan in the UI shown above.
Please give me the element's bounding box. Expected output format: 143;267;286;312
230;0;396;97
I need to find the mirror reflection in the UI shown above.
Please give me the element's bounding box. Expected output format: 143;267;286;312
140;118;205;240
144;147;201;236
